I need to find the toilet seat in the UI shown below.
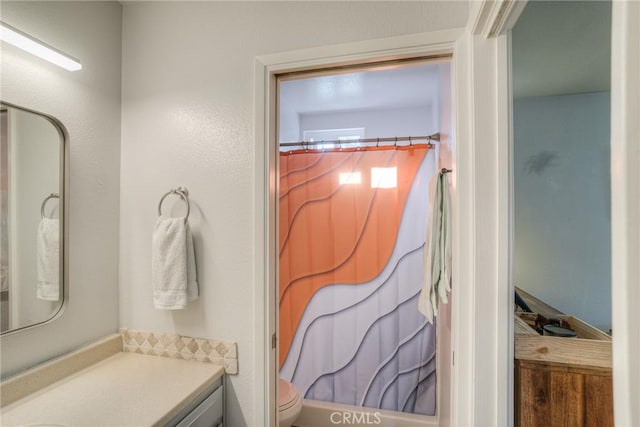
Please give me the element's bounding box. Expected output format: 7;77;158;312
278;379;300;410
278;379;302;427
279;393;301;412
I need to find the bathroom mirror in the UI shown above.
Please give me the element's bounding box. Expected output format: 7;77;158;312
0;102;65;334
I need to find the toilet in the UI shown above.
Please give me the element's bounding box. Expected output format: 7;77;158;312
278;379;302;427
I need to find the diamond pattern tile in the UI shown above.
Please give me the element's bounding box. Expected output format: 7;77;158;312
120;329;238;374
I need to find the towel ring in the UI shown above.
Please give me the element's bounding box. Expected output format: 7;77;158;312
158;187;190;220
41;193;60;219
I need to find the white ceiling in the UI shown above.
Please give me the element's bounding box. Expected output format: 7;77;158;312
279;2;611;110
512;0;611;98
279;62;441;115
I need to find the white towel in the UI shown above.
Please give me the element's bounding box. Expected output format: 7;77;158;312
152;216;198;309
37;218;60;301
418;171;452;323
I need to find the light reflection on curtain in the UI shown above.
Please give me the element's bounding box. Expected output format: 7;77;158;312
279;146;437;415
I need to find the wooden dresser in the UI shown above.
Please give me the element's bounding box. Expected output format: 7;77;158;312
514;290;613;427
515;358;613;427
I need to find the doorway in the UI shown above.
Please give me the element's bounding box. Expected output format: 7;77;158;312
275;59;452;425
510;1;614;425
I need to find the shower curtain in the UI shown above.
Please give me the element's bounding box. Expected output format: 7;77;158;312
279;145;437;415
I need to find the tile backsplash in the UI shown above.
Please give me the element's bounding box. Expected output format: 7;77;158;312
121;329;238;374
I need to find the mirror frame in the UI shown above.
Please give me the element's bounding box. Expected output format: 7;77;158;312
0;101;69;336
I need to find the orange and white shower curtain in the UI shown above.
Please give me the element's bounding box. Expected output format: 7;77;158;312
279;145;437;415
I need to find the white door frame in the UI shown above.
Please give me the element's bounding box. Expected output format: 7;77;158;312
470;1;526;425
610;1;640;425
253;21;513;425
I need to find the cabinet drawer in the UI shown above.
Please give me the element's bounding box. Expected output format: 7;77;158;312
176;386;223;427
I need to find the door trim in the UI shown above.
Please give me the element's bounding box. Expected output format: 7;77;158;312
611;2;640;425
254;27;468;426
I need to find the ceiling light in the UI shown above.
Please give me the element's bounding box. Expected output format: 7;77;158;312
0;21;82;71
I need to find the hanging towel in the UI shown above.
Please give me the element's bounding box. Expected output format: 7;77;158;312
418;170;452;323
152;216;198;309
37;218;60;301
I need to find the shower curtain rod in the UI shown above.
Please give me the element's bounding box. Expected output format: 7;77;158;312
279;132;440;148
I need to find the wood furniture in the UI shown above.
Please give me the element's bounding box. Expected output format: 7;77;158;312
514;310;613;427
516;287;564;316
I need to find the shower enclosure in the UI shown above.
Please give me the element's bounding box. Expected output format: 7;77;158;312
278;141;438;415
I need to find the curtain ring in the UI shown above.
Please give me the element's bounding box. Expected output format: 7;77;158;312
41;193;60;219
394;137;398;147
409;136;413;147
376;138;380;148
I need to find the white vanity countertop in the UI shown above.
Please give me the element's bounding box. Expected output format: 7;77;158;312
1;352;224;426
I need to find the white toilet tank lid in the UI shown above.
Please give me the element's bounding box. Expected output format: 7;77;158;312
278;379;300;408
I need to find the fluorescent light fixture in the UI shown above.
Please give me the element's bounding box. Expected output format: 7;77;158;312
0;21;82;71
371;167;397;189
339;172;362;185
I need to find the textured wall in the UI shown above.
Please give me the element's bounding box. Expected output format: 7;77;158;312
119;2;467;425
514;92;611;331
0;1;122;376
299;106;436;141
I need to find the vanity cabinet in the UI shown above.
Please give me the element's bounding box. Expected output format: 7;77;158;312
0;349;227;427
172;378;224;427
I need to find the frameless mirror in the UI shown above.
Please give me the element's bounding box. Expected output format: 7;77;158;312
0;102;65;334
